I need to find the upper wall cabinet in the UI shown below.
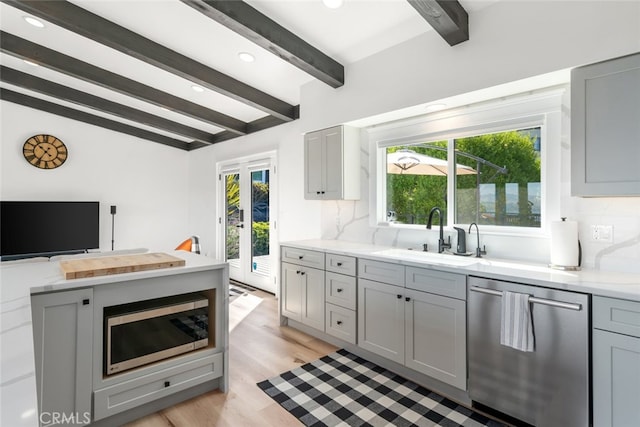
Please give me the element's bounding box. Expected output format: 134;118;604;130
304;125;360;200
571;52;640;196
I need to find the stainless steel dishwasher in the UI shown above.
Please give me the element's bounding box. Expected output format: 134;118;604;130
468;276;590;427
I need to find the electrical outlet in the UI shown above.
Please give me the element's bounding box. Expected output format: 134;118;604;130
591;225;613;242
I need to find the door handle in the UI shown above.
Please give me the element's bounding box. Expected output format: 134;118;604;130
405;297;411;302
336;288;343;293
397;294;402;299
236;223;244;228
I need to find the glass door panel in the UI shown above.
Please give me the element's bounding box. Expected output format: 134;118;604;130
251;169;270;279
224;173;241;273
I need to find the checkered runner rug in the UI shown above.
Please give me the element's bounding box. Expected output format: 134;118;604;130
257;349;505;427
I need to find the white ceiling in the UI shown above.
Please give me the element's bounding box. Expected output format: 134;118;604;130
0;0;503;148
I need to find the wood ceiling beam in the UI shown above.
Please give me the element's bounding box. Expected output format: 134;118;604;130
181;0;345;88
407;0;469;46
2;0;298;122
0;88;193;150
0;31;248;135
0;66;219;145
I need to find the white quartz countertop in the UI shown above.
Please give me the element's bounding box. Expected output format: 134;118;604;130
282;239;640;301
0;251;226;427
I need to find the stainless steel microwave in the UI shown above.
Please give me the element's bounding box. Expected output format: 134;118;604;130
104;292;209;375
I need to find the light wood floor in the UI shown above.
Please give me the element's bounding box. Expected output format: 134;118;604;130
126;290;337;427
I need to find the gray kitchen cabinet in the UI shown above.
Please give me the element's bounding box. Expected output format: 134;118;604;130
93;353;222;420
358;278;405;363
358;262;467;390
31;288;93;426
324;253;358;344
571;52;640;196
593;296;640;427
405;288;466;390
281;261;325;331
304;125;360;200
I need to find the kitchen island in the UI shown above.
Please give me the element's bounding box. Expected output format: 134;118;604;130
0;250;228;427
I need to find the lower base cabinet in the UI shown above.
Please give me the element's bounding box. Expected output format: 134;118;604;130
93;353;223;420
325;302;357;344
281;261;325;330
31;289;93;426
358;278;467;390
593;296;640;427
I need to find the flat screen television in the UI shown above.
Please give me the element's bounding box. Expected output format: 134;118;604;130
1;201;99;260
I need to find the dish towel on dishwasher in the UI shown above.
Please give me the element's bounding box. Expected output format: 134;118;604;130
500;291;535;352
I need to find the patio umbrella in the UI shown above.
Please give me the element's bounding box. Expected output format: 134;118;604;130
387;149;477;176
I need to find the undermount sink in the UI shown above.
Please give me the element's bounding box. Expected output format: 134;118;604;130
371;248;480;267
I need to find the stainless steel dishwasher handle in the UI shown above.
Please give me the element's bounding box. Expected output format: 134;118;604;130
469;286;582;311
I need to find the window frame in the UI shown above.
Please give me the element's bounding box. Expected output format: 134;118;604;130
368;87;566;237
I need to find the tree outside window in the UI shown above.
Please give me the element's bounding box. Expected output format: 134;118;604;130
385;128;541;228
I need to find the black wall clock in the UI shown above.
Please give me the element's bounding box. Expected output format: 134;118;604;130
23;134;68;169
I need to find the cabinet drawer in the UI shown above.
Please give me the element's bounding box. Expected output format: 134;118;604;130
405;267;466;300
358;258;405;287
326;272;356;310
594;296;640;338
94;353;223;420
325;253;356;276
281;246;324;269
325;303;356;344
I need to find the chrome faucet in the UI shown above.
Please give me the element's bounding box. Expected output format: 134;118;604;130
468;222;487;258
426;207;451;253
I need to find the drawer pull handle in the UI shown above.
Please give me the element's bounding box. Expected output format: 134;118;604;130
405;297;411;302
397;294;402;299
296;270;301;274
82;298;90;305
298;255;304;259
337;262;343;266
300;271;306;276
336;288;343;293
164;381;170;388
337;320;343;325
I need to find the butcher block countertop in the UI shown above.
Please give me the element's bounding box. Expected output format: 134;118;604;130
60;252;185;279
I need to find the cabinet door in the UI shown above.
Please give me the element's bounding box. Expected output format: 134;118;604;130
301;267;325;331
304;130;324;199
322;126;344;199
281;262;302;321
31;289;93;425
357;279;404;363
571;53;640;196
593;329;640;427
405;289;467;390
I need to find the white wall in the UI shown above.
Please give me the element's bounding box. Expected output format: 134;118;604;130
188;0;640;273
0;102;190;253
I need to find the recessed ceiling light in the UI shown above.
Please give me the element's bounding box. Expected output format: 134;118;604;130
238;52;255;63
23;59;39;67
191;85;204;93
23;16;45;28
425;103;447;112
323;0;344;9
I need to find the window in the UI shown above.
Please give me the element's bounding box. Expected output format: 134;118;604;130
374;88;564;233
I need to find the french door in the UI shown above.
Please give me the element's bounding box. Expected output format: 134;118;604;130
218;154;276;293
